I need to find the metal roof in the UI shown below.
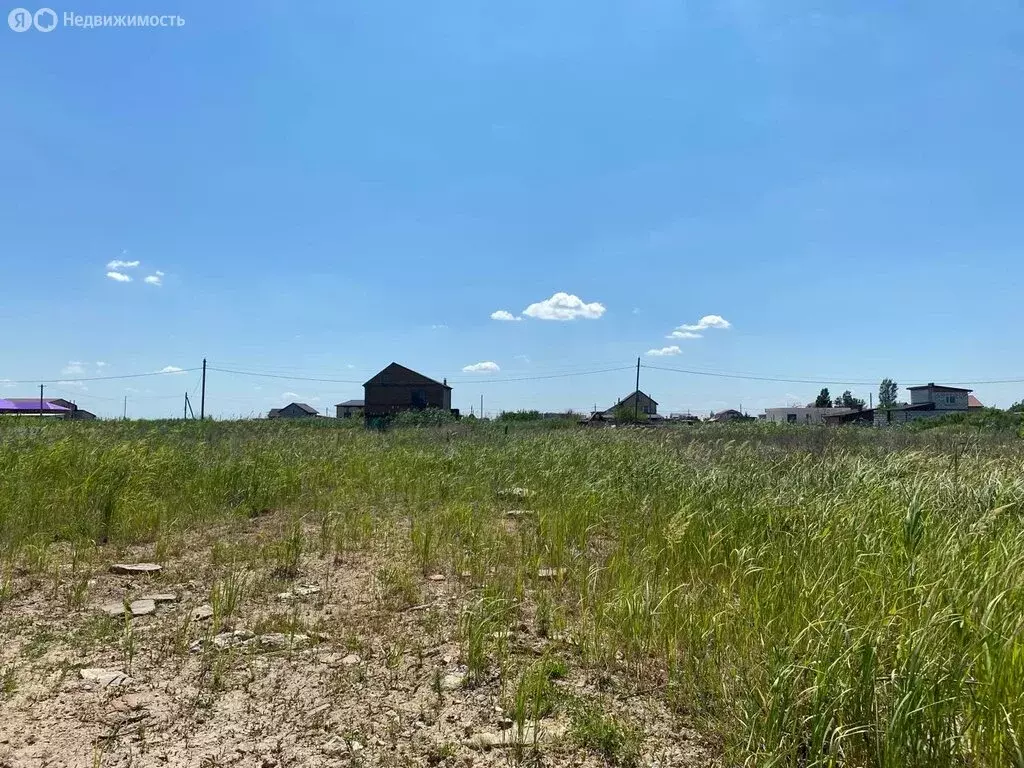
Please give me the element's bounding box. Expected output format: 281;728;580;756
0;399;70;412
336;399;365;407
907;383;973;393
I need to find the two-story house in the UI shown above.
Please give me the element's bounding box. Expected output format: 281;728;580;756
874;383;972;426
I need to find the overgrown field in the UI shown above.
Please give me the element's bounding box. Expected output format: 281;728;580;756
2;419;1024;767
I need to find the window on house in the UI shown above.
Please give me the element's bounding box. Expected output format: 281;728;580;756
787;414;797;423
412;389;427;408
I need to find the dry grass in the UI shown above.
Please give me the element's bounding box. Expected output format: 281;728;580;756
1;418;1023;766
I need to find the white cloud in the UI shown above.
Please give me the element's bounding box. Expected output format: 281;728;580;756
96;361;108;368
677;314;731;332
513;354;530;363
57;380;87;391
106;271;132;283
107;259;140;270
0;379;14;389
646;346;682;357
666;315;731;339
158;365;186;375
62;361;85;375
144;270;164;286
430;324;448;330
282;392;299;399
490;310;521;322
521;292;605;321
632;308;641;315
462;361;500;373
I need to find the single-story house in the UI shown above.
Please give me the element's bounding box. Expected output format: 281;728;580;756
268;402;320;419
335;399;364;419
363;363;457;421
0;398;96;419
765;407;855;425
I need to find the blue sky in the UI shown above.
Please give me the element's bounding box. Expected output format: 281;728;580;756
2;1;1023;418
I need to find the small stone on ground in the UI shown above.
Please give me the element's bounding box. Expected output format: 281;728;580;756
129;599;156;616
98;601;125;617
191;604;214;621
109;563;162;576
80;668;131;689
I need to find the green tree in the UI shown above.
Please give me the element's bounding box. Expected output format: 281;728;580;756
612;404;648;423
834;390;866;411
1008;400;1024;413
879;379;899;408
814;388;832;408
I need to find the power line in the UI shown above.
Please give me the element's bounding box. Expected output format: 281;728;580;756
208;364;635;385
1;368;201;385
641;363;1024;387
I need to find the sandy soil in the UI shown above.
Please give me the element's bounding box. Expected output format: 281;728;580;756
0;513;716;768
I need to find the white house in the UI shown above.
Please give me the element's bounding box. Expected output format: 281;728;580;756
764;407;855;425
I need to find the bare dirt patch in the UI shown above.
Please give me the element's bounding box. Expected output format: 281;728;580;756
0;513;716;768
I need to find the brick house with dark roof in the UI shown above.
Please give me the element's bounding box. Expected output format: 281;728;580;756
363;363;454;421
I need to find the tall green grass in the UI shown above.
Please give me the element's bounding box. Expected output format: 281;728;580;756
2;418;1024;766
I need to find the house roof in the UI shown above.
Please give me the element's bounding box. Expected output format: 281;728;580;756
882;402;936;412
0;398;71;412
364;362;451;390
907;383;973;393
288;403;319;415
336;399;365;407
618;390;657;405
268;408;281;418
968;395;984;408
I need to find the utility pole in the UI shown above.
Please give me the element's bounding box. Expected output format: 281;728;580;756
869;392;873;409
184;393;188;419
634;357;640;421
123;395;127;420
200;358;207;420
480;394;484;420
39;384;44;416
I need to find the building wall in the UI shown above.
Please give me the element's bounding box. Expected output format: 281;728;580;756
613;392;657;415
764;407;855;425
873;408;941;426
336;405;363;419
277;403;317;419
909;388;969;411
364;383;449;417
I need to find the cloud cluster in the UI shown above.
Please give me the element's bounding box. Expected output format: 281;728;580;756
646;346;681;357
462;361;500;373
158;365;186;375
667;314;731;339
524;292;605;321
490;310;521;322
491;292;605;323
104;252;165;286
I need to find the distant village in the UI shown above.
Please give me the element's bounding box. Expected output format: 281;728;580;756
0;361;989;426
264;363;987;428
